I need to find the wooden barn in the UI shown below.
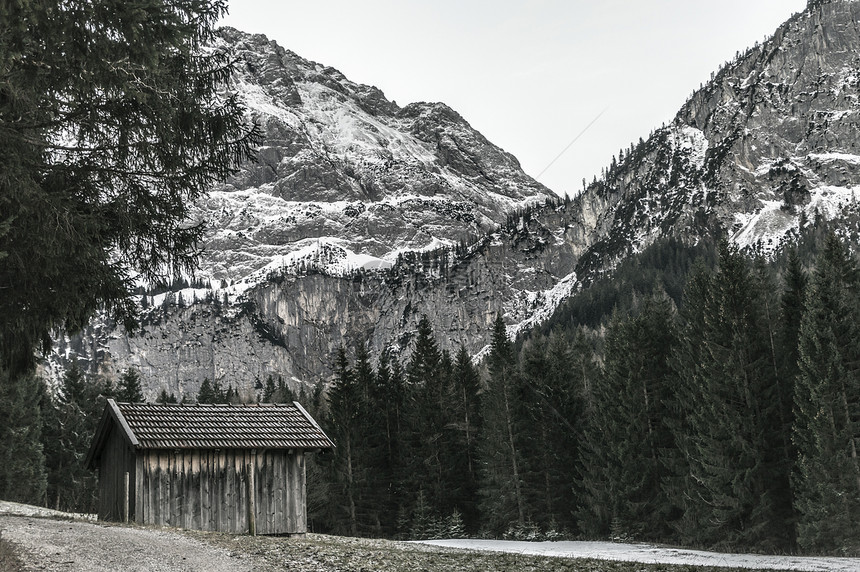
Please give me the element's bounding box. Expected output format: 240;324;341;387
85;399;334;535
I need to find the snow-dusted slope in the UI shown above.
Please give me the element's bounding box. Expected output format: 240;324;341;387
195;29;552;285
569;0;860;267
52;1;860;398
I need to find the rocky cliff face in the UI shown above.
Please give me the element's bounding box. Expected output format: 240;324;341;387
49;206;585;399
572;0;860;268
49;1;860;399
195;28;552;283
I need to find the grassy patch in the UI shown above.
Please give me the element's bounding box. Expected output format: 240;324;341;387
191;532;782;572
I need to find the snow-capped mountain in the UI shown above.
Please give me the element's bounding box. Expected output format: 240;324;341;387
51;0;860;398
571;0;860;266
196;28;552;284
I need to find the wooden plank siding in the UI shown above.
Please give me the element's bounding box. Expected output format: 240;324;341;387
96;426;136;522
129;449;307;534
89;401;332;535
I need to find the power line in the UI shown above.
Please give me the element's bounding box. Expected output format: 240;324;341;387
536;106;609;180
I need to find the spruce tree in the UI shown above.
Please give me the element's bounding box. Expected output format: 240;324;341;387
351;341;383;535
371;349;406;535
156;389;177;404
386;355;411;535
541;328;589;533
519;334;576;531
116;368;144;402
781;248;807;380
271;376;295;403
225;384;237;404
262;375;277;402
406;315;449;518
42;366;112;512
304;378;333;533
793;234;860;554
559;327;598;534
479;315;526;532
670;244;794;551
0;0;259;377
449;345;482;531
197;377;215;404
579;297;677;541
663;260;712;545
326;346;361;536
0;367;47;505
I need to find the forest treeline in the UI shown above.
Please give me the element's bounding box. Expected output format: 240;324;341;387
0;230;858;555
301;230;860;555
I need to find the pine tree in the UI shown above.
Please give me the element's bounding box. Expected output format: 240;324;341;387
0;0;259;378
0;367;47;505
479;315;526;532
406;315;449;518
156;389;177;404
669;244;794;551
579;297;677;541
449;345;482;531
116;368;144;402
327;346;361;536
793;234;860;554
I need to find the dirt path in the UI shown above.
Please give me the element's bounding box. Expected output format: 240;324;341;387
0;515;266;572
3;502;859;572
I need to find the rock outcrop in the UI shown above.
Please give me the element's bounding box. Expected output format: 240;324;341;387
48;1;860;399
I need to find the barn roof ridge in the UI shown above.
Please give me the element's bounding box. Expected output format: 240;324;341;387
86;398;333;469
112;401;298;408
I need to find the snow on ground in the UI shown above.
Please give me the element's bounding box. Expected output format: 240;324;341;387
0;500;95;521
4;499;856;571
417;539;860;571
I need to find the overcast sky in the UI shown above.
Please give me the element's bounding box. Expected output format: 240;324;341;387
220;1;807;197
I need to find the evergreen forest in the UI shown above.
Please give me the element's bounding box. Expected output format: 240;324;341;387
303;227;860;555
2;226;859;556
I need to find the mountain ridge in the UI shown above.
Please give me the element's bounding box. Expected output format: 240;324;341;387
197;27;553;284
45;0;860;398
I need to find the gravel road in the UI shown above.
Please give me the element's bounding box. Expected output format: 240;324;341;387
0;515;265;572
3;503;859;572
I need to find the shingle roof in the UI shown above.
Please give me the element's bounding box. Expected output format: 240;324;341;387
109;400;334;450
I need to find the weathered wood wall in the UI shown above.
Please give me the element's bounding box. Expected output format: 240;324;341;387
96;426;136;522
133;448;306;534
